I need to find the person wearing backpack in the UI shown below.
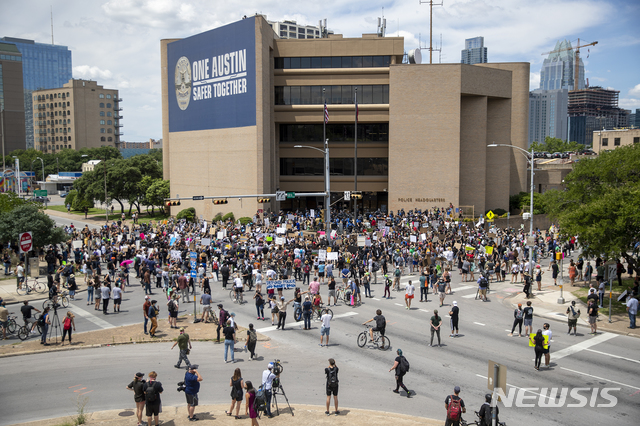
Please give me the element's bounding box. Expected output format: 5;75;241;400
167;296;179;328
478;393;499;426
39;307;51;345
216;304;228;343
566;300;581;335
245;323;258;360
389;348;411;398
61;311;75;345
509;303;524;337
444;385;465;426
325;358;340;415
143;371;163;426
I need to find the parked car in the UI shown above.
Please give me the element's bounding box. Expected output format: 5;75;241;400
60;191;68;198
32;196;50;203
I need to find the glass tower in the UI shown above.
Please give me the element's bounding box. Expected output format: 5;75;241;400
461;37;488;65
539;40;584;91
0;37;72;149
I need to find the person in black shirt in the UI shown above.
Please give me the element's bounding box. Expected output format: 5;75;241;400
20;301;40;333
325;358;340;415
478;393;499;426
223;320;236;363
126;372;146;426
363;309;386;348
449;301;459;337
389;349;410;397
143;371;163;426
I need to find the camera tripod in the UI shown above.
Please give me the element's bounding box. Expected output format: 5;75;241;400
47;306;62;345
271;380;293;417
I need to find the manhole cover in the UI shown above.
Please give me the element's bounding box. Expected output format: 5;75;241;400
118;410;135;417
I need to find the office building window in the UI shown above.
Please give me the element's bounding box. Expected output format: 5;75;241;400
107;128;112;133
99;93;105;98
107;103;111;108
100;111;105;116
614;138;621;146
275;85;389;105
99;103;104;108
602;138;608;146
275;55;391;69
107;120;112;125
280;123;389;142
280;158;388;176
106;94;111;99
100;120;105;125
100;128;105;133
107;111;112;117
108;137;112;142
101;137;106;141
634;137;639;144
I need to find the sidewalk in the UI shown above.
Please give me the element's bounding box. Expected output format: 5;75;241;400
0;273;89;305
500;271;639;338
14;404;444;426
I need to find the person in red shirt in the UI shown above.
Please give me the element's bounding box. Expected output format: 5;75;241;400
143;296;151;335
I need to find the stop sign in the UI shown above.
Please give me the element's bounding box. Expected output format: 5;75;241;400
19;232;33;253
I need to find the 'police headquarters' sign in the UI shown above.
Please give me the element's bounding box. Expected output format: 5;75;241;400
167;17;256;132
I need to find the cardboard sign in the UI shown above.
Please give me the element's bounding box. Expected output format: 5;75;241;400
170;250;182;259
410;235;417;243
327;252;338;261
318;250;327;261
72;240;83;249
201;238;211;246
275;237;285;246
217;231;224;240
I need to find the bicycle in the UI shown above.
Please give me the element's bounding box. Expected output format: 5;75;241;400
16;315;43;341
312;305;333;321
16;278;46;296
6;314;20;335
335;286;346;302
229;288;244;304
43;291;69;310
357;324;390;350
460;411;506;426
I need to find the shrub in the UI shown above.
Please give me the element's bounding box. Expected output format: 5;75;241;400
238;216;252;225
492;208;507;217
222;212;235;222
71;194;94;211
176;207;196;222
213;213;223;223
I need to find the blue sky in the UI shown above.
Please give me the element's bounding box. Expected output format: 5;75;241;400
1;0;638;141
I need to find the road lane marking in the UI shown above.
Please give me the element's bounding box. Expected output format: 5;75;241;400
584;348;640;364
372;298;381;301
462;293;477;298
256;312;358;333
70;303;114;330
473;322;485;326
560;367;640;390
553;332;616;361
476;374;554;402
452;285;475;292
394;303;404;307
419;309;429;313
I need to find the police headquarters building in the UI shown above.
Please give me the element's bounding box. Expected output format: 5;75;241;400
161;16;530;219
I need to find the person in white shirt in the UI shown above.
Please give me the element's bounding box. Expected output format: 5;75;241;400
542;323;552;367
254;270;263;292
111;283;122;313
404;280;415;310
261;363;278;418
320;310;332;347
233;274;244;303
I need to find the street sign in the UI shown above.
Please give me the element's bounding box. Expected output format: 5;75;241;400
192;195;204;201
487;360;507;401
34;189;48;197
190;251;197;278
286;191;296;199
276;191;286;201
344;191;351;201
486;210;495;220
19;232;33;253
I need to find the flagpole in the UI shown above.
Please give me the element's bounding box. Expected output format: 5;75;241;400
354;87;358;222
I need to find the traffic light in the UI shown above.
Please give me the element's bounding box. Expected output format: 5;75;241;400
320;209;325;221
213;199;228;205
166;200;181;206
257;198;270;203
351;191;363;199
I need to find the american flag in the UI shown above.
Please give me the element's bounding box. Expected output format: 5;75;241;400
324;101;329;124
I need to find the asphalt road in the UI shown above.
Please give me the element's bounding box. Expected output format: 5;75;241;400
2;257;639;425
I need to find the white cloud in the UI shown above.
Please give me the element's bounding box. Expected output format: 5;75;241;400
529;72;540;90
628;83;640;98
73;65;113;80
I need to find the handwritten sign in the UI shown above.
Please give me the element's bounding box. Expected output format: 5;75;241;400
266;279;297;290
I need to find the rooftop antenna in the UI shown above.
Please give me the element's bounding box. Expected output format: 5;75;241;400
377;8;386;37
419;0;443;64
50;5;54;45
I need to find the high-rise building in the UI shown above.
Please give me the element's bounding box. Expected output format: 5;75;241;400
32;79;121;153
461;37;487;65
267;17;333;39
540;40;584;91
0;41;26;153
568;86;624;146
0;37;72;149
529;89;568;145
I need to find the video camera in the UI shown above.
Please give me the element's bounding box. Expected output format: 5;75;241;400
272;359;284;376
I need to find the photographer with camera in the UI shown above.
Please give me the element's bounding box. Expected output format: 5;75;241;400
183;365;202;421
261;362;279;418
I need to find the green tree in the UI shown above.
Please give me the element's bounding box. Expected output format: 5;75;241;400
530;136;584;153
0;204;66;248
548;144;640;275
144;178;170;214
0;192;34;213
176;207;196;222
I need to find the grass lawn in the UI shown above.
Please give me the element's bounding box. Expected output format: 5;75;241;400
570;277;634;316
46;205;106;215
46;205;169;223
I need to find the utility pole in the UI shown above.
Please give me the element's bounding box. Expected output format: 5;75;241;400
419;0;444;64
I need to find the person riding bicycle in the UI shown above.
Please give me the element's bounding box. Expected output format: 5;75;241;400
48;282;59;305
478;393;499;426
20;301;40;334
233;274;244;303
363;309;386;349
312;293;324;317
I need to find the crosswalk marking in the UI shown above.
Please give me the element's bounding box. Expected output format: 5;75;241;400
256;312;358;333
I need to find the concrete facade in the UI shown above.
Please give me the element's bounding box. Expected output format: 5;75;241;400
0;42;26;153
592;128;640;154
161;16;529;219
33;79;121;153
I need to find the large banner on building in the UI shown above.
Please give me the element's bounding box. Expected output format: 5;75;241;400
167;17;256;132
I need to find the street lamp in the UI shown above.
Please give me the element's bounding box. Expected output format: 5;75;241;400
488;143;535;282
82;154;108;225
36;157;45;184
294;142;331;242
12;155;21;197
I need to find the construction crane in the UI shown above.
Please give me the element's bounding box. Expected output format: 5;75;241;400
541;38;598;91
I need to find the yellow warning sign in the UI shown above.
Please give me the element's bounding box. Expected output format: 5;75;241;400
486;211;495;220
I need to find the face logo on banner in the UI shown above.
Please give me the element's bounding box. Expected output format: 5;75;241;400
175;56;192;111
